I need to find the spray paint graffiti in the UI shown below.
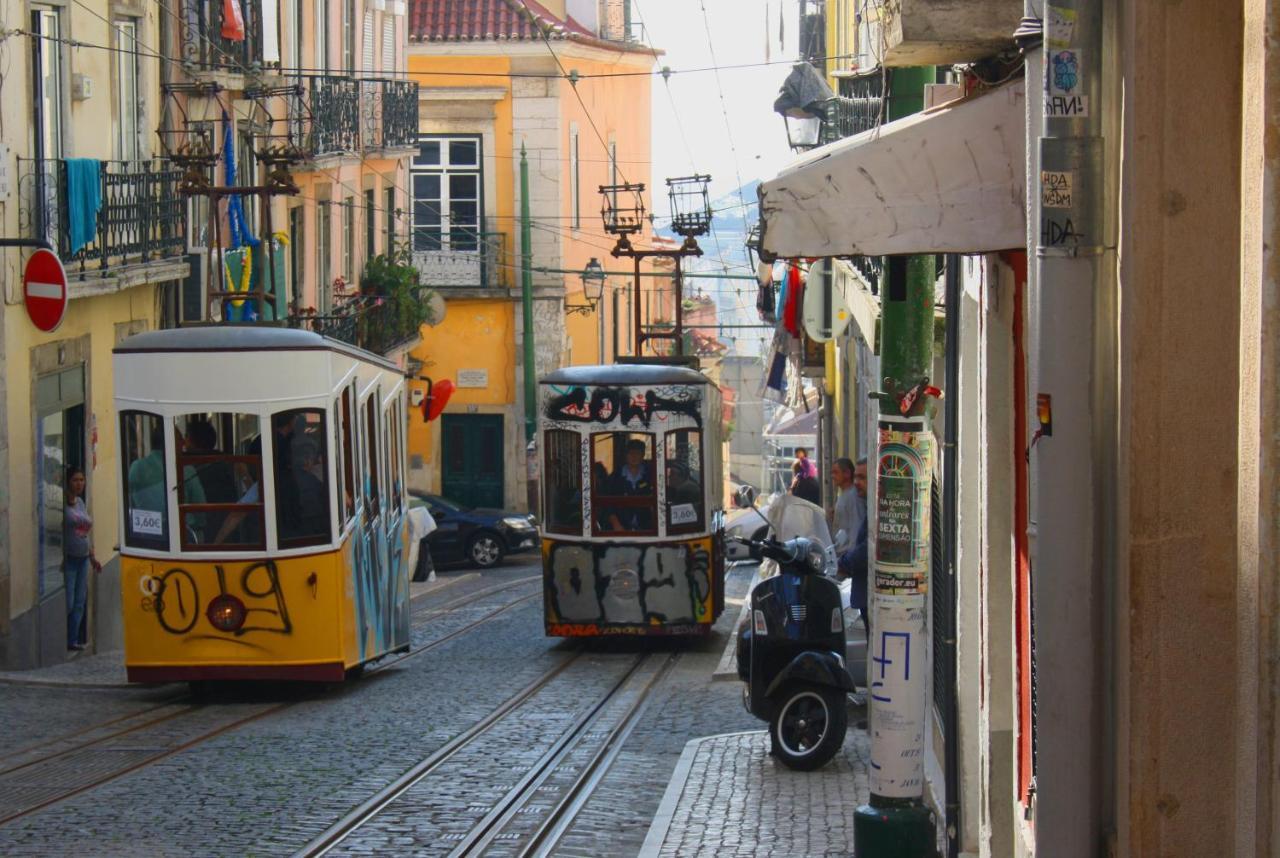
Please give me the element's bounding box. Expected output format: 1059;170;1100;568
353;507;409;661
144;562;293;637
543;385;703;429
545;539;714;629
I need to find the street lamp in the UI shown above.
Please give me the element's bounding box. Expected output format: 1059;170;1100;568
566;257;606;315
666;174;713;250
781;108;824;150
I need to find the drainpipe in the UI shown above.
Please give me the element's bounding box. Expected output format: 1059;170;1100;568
520;144;537;443
1029;0;1107;852
941;255;961;858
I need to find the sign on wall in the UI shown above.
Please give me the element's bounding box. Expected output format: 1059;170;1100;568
457;369;489;389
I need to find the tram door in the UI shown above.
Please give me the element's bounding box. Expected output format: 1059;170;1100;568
441;414;503;509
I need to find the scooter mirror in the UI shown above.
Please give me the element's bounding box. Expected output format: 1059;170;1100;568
733;486;757;509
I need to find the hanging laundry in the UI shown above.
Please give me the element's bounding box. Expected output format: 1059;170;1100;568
222;0;246;41
781;262;804;337
64;158;102;256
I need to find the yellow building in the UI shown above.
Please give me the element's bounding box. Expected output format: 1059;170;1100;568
0;4;187;666
403;0;656;511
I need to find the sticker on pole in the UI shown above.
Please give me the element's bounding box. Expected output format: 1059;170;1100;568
23;249;68;333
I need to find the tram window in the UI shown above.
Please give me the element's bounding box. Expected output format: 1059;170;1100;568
591;432;657;536
665;430;705;534
273;409;332;548
120;411;169;550
364;395;381;518
338;386;356;524
387;401;403;514
175;413;264;551
543;429;583;535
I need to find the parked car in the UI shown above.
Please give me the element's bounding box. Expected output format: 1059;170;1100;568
408;492;539;569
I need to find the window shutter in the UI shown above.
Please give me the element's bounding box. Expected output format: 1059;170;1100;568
362;11;374;72
382;15;395;73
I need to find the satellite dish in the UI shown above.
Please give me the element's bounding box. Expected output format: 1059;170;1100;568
801;259;852;342
424;291;446;326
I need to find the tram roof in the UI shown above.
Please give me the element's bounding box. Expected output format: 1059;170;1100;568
113;325;401;372
540;364;710;387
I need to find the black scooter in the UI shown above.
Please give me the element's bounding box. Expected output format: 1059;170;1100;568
734;531;854;770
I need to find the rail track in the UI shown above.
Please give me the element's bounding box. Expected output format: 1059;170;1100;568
300;649;680;857
0;575;541;828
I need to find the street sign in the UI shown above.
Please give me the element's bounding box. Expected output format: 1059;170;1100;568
23;248;68;333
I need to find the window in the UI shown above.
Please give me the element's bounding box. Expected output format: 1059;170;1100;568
32;8;64;160
363;394;381;518
411;135;482;251
342;197;355;281
570;126;580;230
365;188;376;259
273;409;332;547
361;9;374;73
315;0;329;72
384;186;397;251
114;19;141;162
174;413;264;551
544;430;583;535
387;400;403;514
289;205;304;307
591;432;657;536
343;0;356;71
381;15;395;73
665;430;705;533
316;200;332;312
337;386;357;524
121;411;168;551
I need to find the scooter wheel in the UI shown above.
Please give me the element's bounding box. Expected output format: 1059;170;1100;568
769;682;847;771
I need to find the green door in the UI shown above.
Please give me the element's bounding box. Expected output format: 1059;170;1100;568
441;414;504;509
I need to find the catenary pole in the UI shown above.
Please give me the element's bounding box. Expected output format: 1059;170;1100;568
521;144;537;443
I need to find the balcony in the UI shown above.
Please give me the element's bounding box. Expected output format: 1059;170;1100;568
359;79;420;152
18;158;188;282
880;0;1023;66
411;231;509;292
177;0;267;73
290;287;432;356
268;76;418;161
307;75;361;157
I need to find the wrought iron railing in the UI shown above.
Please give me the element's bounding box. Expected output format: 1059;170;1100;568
833;70;887;140
379;80;419;149
307;75;361;157
410;230;508;289
290;287;430;355
177;0;266;72
18;158;187;279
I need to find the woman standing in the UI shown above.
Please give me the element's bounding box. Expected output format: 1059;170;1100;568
64;468;101;652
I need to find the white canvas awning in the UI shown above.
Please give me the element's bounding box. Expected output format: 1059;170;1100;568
759;79;1027;258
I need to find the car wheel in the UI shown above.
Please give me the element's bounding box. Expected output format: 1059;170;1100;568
467;533;504;568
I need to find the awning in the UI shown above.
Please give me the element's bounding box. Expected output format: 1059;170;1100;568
759;79;1027;259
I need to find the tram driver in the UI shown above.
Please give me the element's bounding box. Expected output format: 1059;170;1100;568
604;438;655;532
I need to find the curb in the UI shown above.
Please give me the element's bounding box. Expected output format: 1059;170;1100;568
711;566;761;682
638;730;769;858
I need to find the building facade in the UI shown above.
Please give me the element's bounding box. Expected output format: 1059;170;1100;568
402;0;656;512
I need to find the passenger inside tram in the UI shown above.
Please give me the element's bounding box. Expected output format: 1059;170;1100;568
602;438;655;533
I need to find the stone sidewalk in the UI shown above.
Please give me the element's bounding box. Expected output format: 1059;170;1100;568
639;728;872;858
0;572;475;689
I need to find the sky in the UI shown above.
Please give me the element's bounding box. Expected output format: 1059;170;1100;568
632;0;804;203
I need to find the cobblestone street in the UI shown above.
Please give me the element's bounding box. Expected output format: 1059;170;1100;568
0;559;874;856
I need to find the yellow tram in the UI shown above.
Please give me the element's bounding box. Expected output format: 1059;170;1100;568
538;364;726;636
112;327;410;682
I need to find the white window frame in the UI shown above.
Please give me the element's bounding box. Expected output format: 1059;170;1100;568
570;124;580;230
114;18;142;163
410;135;484;252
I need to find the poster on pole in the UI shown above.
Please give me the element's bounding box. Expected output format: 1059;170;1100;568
869;417;935;799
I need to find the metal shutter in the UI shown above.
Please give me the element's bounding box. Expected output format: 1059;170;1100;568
362;11;374;72
382;15;395;74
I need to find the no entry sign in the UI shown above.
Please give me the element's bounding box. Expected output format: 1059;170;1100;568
23;248;68;333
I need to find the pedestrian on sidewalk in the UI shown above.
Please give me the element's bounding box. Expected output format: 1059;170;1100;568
790;458;821;506
831;456;868;553
64;468;101;652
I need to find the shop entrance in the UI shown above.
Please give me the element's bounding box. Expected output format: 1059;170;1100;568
35;366;86;615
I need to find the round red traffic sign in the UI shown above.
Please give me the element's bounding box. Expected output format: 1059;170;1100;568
23;249;68;333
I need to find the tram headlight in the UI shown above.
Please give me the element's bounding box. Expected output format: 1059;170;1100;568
206;594;247;632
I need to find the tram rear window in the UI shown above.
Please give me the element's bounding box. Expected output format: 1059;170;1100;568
591;433;657;536
174;413;264;551
120;411;169;551
273;409;332;548
665;430;705;534
543;430;583;535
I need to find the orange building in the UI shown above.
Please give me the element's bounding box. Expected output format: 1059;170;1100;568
403;0;657;511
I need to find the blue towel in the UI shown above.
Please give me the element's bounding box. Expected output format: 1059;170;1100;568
64;158;102;255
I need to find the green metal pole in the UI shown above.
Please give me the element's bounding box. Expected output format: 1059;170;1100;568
852;253;939;856
521;145;537;443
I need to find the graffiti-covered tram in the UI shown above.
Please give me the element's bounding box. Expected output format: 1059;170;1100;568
112;327;410;682
538;364;726;637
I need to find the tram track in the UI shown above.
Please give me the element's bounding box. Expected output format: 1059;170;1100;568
0;576;542;829
300;649;679;857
